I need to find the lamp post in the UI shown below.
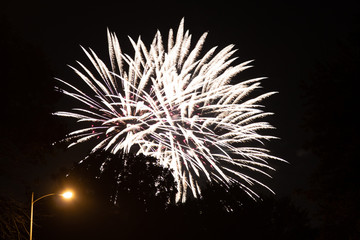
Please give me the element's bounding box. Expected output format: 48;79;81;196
29;191;73;240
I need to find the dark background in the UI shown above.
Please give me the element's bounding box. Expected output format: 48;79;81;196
1;1;359;239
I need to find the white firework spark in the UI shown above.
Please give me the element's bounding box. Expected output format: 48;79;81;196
55;19;283;203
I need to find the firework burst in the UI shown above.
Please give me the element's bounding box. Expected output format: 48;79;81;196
55;19;283;203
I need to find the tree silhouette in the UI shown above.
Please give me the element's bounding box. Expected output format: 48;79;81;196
48;151;315;240
64;151;177;213
160;184;315;240
0;196;29;240
47;146;318;240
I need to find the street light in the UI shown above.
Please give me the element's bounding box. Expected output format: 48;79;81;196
29;191;73;240
62;191;73;199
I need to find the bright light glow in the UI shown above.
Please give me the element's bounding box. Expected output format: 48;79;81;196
61;191;73;199
55;18;284;203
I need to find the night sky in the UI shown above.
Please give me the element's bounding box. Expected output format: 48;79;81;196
1;1;359;239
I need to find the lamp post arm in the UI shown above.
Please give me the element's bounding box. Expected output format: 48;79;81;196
32;193;57;204
29;191;73;240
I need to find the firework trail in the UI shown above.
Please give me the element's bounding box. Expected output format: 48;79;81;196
55;19;283;202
